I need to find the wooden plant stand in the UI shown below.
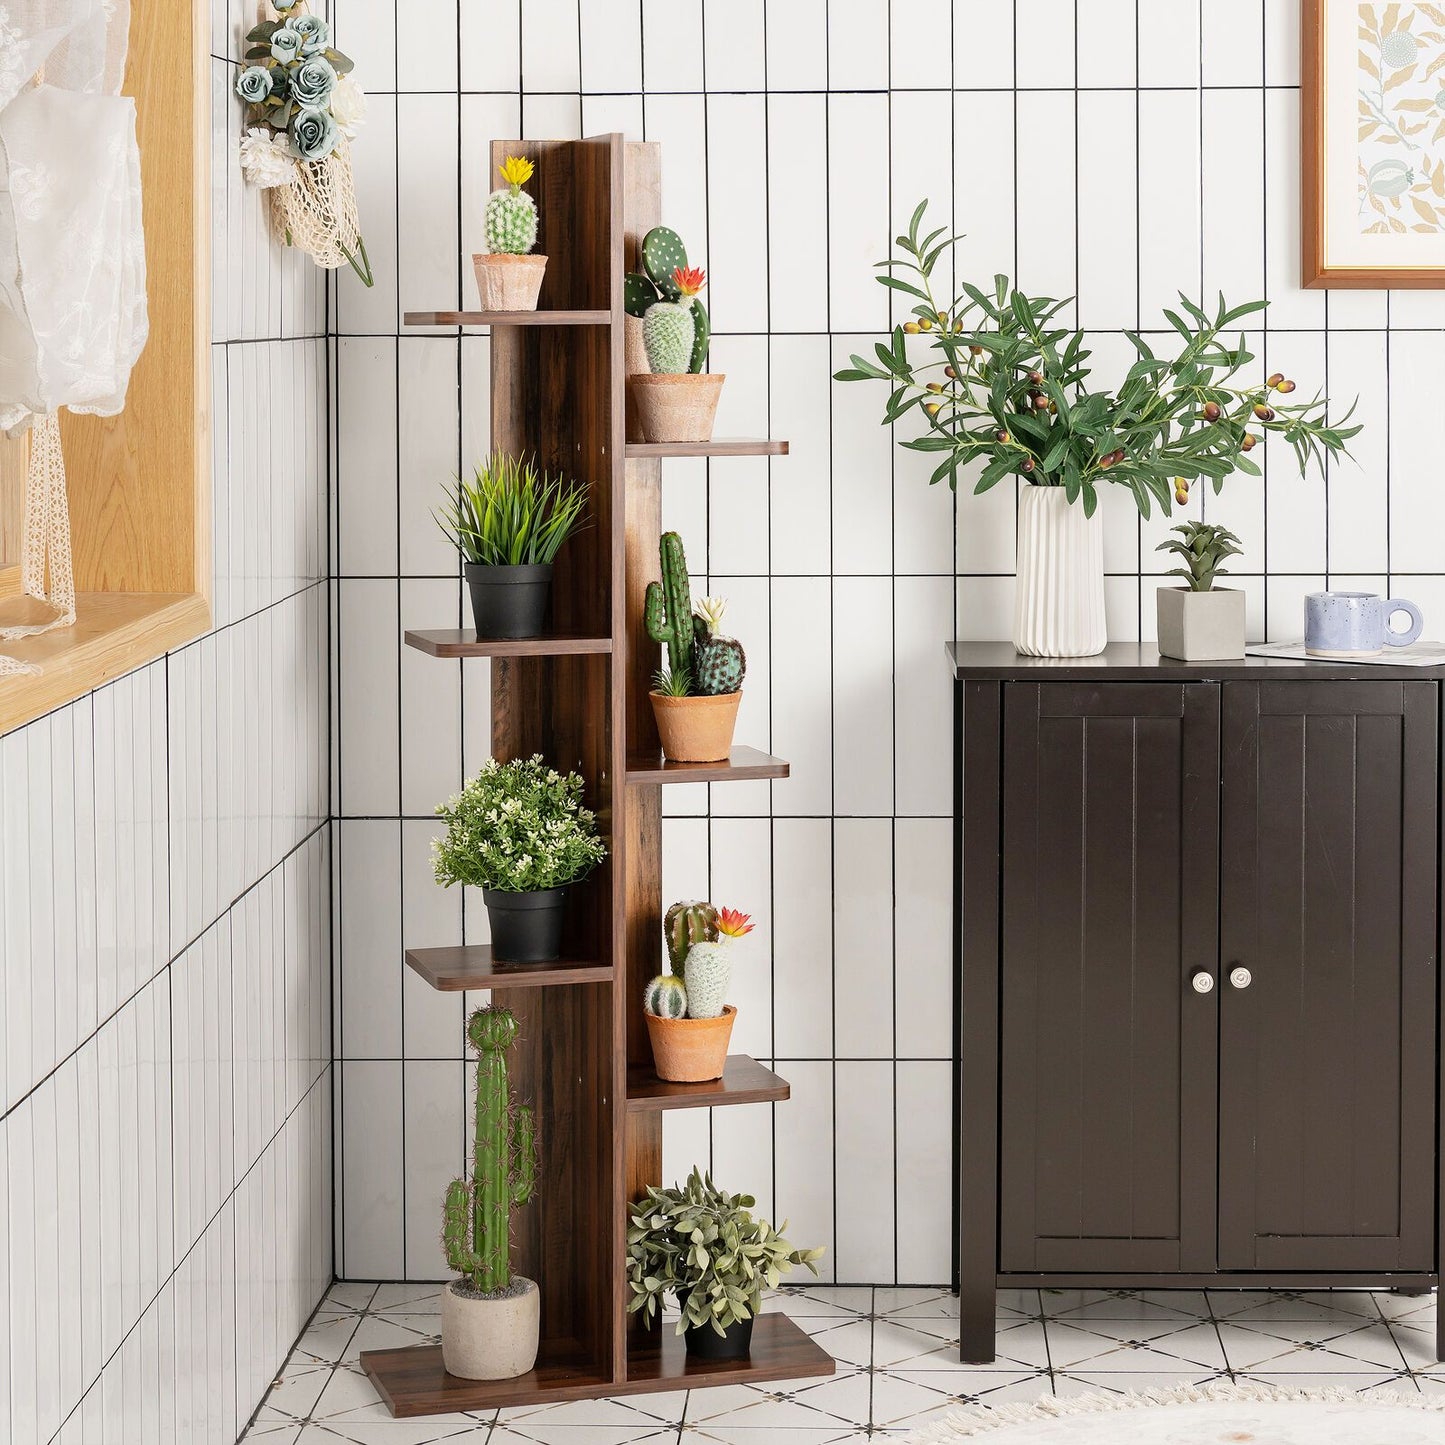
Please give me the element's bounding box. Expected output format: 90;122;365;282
362;135;830;1416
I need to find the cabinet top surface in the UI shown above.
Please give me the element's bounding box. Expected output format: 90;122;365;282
947;641;1445;682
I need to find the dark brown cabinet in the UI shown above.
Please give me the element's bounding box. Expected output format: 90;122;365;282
953;647;1445;1365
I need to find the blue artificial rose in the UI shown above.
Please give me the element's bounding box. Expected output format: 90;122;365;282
290;106;338;162
235;65;273;104
289;55;336;108
269;26;303;62
291;14;330;54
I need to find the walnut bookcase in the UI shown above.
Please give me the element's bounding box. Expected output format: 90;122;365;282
363;135;833;1417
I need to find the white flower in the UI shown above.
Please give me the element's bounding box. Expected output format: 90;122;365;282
330;74;368;138
239;127;297;189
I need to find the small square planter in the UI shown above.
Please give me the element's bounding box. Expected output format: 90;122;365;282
1156;586;1246;661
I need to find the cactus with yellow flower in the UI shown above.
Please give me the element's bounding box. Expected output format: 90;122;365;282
476;154;547;311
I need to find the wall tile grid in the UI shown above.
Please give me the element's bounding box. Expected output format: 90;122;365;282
0;4;334;1439
330;0;1445;1289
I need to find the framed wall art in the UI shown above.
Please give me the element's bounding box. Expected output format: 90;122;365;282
1303;0;1445;286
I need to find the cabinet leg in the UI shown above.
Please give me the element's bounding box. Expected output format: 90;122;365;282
1436;1291;1444;1364
958;1290;996;1365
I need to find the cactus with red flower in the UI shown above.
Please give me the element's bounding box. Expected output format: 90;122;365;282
627;226;711;374
682;907;754;1020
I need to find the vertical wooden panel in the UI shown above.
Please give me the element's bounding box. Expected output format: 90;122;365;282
1219;681;1437;1270
0;432;23;595
998;682;1219;1275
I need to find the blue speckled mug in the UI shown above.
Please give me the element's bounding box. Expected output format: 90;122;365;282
1305;591;1423;657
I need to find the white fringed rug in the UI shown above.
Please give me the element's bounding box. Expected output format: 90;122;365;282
904;1381;1445;1443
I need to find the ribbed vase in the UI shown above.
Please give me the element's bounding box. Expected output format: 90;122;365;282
1013;484;1107;657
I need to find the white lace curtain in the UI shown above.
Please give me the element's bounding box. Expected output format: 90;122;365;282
0;0;148;675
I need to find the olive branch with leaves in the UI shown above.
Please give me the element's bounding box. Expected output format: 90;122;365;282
834;201;1360;518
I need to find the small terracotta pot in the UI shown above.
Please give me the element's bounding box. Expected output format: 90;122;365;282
473;253;547;311
649;689;740;763
630;372;726;444
647;1005;737;1082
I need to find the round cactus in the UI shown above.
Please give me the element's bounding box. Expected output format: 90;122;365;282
644;973;688;1019
643;300;695;375
691;597;746;697
484;155;538;255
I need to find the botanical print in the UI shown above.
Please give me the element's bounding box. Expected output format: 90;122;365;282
1358;3;1445;231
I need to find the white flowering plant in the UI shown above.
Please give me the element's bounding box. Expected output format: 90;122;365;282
234;0;372;285
433;756;607;894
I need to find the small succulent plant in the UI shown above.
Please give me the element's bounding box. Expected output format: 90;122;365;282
1156;521;1242;593
485;155;538;255
627;227;710;374
682;907;753;1020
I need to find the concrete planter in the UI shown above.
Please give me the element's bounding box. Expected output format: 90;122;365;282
441;1276;540;1380
472;253;547;311
1156;586;1246;661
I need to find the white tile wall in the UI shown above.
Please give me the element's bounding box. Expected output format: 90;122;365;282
326;0;1445;1292
2;6;333;1439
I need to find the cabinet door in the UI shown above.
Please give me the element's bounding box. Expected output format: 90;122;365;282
1000;683;1221;1273
1219;682;1438;1271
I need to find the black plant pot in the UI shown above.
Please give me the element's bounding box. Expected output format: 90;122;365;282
465;563;553;640
483;886;566;963
683;1313;755;1361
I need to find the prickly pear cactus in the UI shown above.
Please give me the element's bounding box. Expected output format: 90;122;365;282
691;597;747;697
625;272;659;319
665;900;719;971
644;973;688;1019
643;300;695;375
484;156;538;255
642;226;688;299
689;298;711;374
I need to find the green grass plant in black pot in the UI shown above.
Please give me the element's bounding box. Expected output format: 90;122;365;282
627;1168;824;1361
433;756;607;963
436;453;589;640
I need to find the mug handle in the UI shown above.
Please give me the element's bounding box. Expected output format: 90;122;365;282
1383;598;1424;648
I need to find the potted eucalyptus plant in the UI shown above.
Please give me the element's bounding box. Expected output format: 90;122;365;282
626;226;722;443
436;453;588;640
432;756;606;963
645;532;746;762
441;1005;539;1380
1156;522;1246;661
836;201;1359;658
627;1168;824;1361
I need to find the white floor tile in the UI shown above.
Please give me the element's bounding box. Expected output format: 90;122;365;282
1045;1320;1229;1373
870;1369;1046;1432
1044;1289;1210;1322
1216;1319;1408;1373
683;1370;871;1431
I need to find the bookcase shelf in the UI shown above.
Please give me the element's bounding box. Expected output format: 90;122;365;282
366;133;823;1416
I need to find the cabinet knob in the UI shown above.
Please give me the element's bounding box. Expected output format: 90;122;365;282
1229;966;1252;990
1190;970;1215;994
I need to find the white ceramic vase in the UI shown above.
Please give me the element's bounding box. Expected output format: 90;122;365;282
1013;484;1107;657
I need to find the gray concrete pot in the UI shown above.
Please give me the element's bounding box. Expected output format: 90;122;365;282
1156;586;1246;661
441;1276;540;1380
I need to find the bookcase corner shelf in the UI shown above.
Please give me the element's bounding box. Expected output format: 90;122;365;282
366;133;830;1416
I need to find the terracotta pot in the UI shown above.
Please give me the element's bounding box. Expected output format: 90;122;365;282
630;372;726;444
472;253;547;311
646;1005;737;1082
649;689;740;763
441;1276;540;1380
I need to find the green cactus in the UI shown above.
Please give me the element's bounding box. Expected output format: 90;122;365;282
691;597;747;697
442;1006;538;1294
665;899;719;971
644;531;694;680
689;298;711;374
644;973;688;1019
625;272;659;319
484;157;539;256
642;226;688;299
643;300;695;374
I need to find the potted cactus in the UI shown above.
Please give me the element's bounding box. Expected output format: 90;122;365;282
441;1006;539;1381
645;533;746;763
627;1168;824;1361
626;226;723;443
474;154;546;310
1155;522;1246;661
644;902;753;1081
432;757;607;963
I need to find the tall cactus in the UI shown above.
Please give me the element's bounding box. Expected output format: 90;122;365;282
665;899;719;971
443;1006;538;1294
644;531;693;679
